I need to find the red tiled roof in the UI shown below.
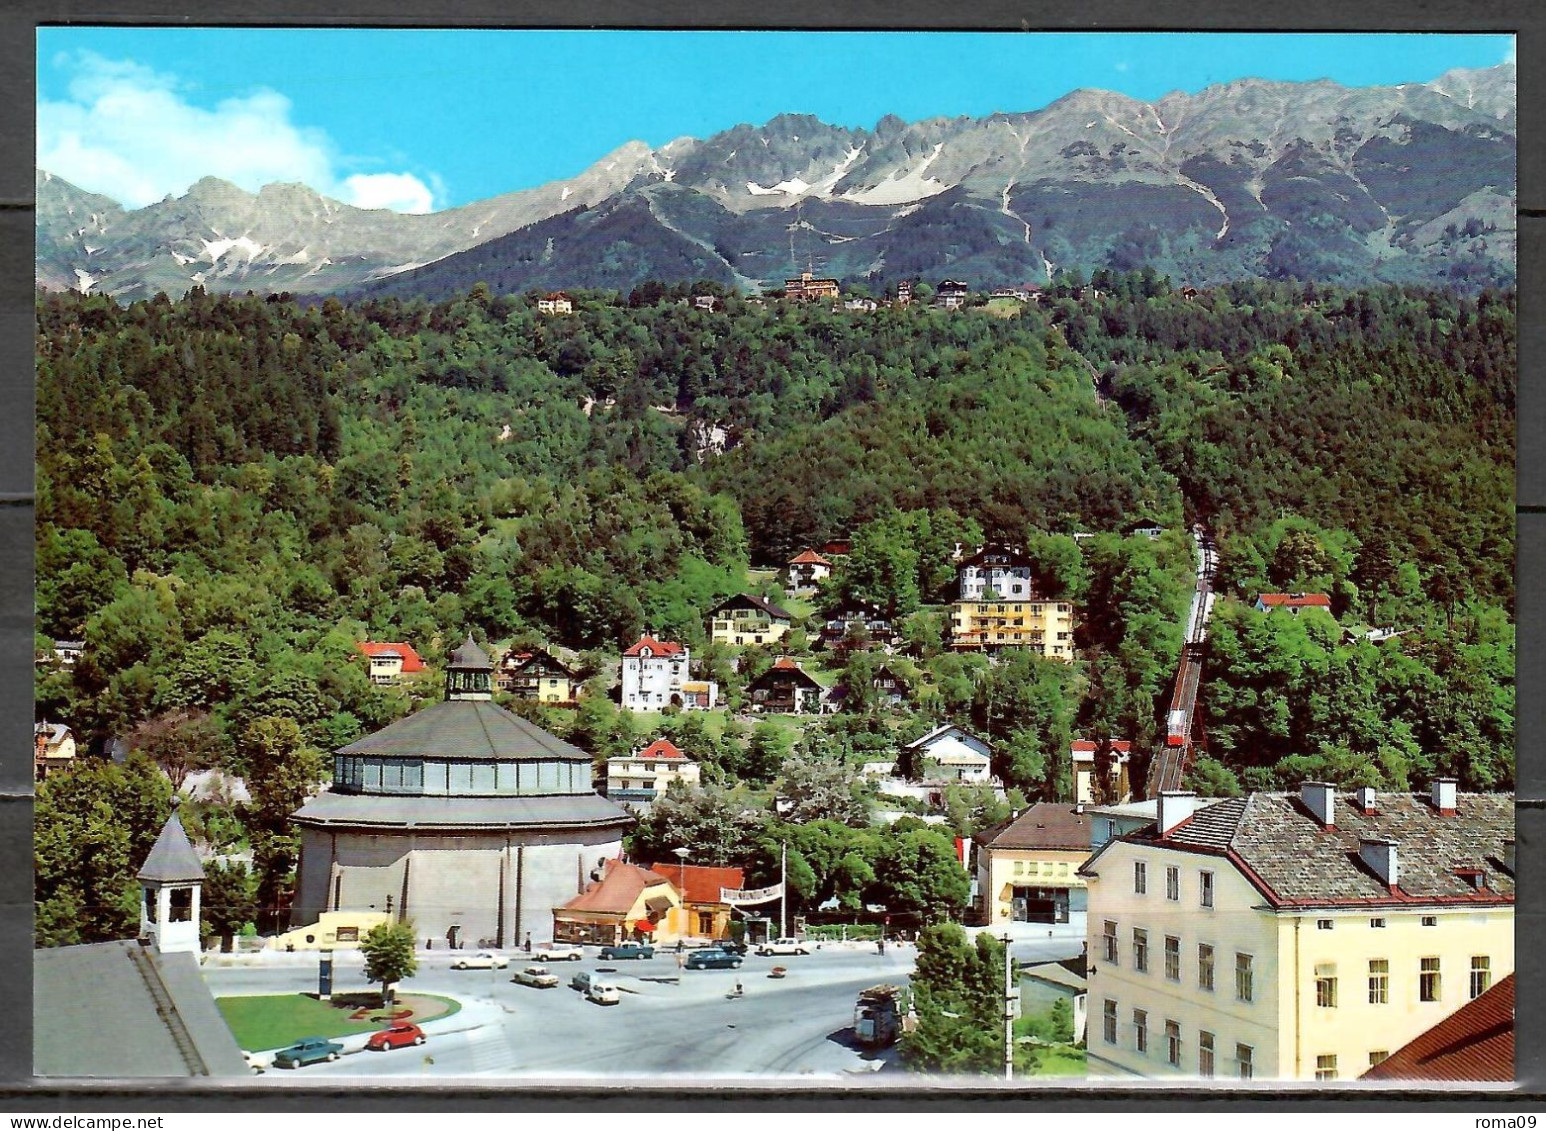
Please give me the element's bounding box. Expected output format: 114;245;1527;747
357;642;426;672
1071;740;1134;754
771;657;801;670
637;739;688;761
557;859;671;916
623;635;685;657
1257;592;1332;609
789;549;831;566
643;863;745;905
1363;975;1513;1082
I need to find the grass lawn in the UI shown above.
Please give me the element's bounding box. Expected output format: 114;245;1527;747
1030;1044;1087;1077
217;992;460;1052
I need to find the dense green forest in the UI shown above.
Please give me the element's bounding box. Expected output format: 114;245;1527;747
34;275;1513;942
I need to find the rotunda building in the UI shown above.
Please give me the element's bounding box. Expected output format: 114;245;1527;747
290;636;632;949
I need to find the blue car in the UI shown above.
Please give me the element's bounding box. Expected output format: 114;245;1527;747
598;942;655;960
273;1036;343;1068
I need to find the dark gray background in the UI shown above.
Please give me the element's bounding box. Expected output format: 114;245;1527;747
1;0;1538;1109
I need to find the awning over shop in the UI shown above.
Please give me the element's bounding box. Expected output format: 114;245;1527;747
634;919;657;933
644;895;674;914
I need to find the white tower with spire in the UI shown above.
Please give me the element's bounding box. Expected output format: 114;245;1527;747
137;804;205;955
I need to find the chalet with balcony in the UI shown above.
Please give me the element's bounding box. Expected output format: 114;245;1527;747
747;658;825;715
709;594;793;647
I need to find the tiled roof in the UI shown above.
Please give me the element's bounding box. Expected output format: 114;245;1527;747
357;641;426;672
623;634;685;657
789;549;831;566
982;803;1091;852
750;660;822;689
1071;739;1133;757
137;811;205;884
293;790;634;832
1256;592;1332;609
338;699;591;762
448;634;492;670
558;859;672;916
643;862;745;905
1363;975;1513;1082
960;544;1033;569
1124;791;1514;908
1020;961;1087;992
35;942;248;1078
636;739;688;761
712;593;793;620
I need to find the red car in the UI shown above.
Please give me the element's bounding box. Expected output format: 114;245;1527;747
365;1023;427;1051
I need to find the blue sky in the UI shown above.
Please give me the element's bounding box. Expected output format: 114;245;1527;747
37;29;1514;213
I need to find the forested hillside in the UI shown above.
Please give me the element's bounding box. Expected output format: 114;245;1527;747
35;275;1513;817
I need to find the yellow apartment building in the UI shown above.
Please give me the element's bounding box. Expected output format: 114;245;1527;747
708;594;794;647
950;598;1075;658
976;803;1092;924
1080;781;1514;1082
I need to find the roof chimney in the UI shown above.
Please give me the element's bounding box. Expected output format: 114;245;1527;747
1301;781;1336;829
1359;838;1399;890
1157;791;1197;838
1354;786;1377;815
1503;839;1515;876
1432;778;1458;816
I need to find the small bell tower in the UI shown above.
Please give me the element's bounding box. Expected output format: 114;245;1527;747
445;633;494;701
137;802;205;955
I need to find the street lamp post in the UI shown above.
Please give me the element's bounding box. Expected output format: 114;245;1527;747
672;847;690;941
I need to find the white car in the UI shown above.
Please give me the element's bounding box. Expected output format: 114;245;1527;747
534;943;585;961
756;937;810;956
451;950;510;969
511;964;559;988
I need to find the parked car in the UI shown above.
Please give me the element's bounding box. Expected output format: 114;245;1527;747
273;1036;343;1068
756;937;810;956
599;942;654;960
511;964;559;988
685;948;743;970
569;969;619;1004
535;942;585;961
451;950;509;969
365;1023;426;1051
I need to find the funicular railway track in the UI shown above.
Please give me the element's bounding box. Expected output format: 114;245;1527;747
1147;527;1217;799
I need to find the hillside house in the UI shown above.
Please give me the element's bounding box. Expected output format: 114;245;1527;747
1255;593;1333;615
693;295;718;311
821;538;852;557
1081;781;1513;1081
1124;521;1165;540
34;721;77;781
621;634;716;711
903;723;995;783
708;594;794;647
977;803;1093;925
820;601;895;651
784;272;841;302
787;549;833;590
935;279;972;309
747;658;825;715
1072;739;1134;805
871;664;908;707
844;297;878;312
959;544;1039;600
950;598;1075;658
895;280;913;306
537;292;573;315
50;639;84;666
606;739;701;807
499;646;585;704
356;641;427;685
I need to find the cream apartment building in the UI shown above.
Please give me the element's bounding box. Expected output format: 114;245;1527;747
1080;781;1514;1082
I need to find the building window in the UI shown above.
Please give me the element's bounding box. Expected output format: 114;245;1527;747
1421;915;1437;927
1103;920;1119;965
1369;1051;1389;1069
1315;1054;1338;1081
1200;871;1214;908
1198;943;1215;991
1199;1031;1215;1078
1370;917;1386;929
1315;963;1338;1008
1103;999;1118;1044
1134;1009;1148;1054
1237;1044;1253;1080
1165;1019;1182;1067
1164;935;1180;981
1236;952;1254;1002
1471;956;1492;999
1420;957;1441;1002
1134;928;1149;973
1166;866;1180;901
1316;918;1333;930
1134;861;1148;894
1369;958;1389;1004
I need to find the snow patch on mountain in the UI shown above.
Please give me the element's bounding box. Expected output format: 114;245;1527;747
202;236;264;263
844;144;949;205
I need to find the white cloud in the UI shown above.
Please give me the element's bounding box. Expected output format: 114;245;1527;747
341;172;436;214
38;51;441;213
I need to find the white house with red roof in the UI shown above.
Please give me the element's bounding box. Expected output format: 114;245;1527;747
1072;739;1134;805
787;548;833;590
356;641;427;685
620;634;717;712
1254;592;1333;615
606;738;701;807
